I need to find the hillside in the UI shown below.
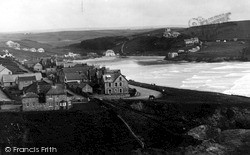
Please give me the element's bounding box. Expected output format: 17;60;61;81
0;29;157;47
181;20;250;41
65;20;250;58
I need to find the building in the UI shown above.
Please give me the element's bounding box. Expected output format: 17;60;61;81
46;84;69;110
24;60;40;68
1;73;42;87
105;50;116;57
0;65;12;82
37;48;45;53
21;92;40;111
33;63;43;72
167;52;178;58
64;72;88;83
184;37;199;46
103;70;129;95
17;76;36;90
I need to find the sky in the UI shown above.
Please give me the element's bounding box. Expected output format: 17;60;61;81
0;0;249;32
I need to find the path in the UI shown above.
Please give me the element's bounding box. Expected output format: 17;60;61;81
128;84;162;99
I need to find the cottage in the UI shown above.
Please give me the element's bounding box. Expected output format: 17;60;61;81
33;63;43;72
64;72;88;83
21;92;40;111
184;37;199;46
103;70;129;95
105;50;116;57
24;60;40;68
17;76;36;90
46;84;69;110
0;65;12;82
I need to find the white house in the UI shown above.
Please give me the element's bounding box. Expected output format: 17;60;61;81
37;48;45;53
30;48;37;52
105;50;116;57
0;65;12;83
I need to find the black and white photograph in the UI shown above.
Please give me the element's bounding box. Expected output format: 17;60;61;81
0;0;250;154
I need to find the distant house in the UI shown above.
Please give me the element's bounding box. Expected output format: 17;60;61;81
184;37;199;46
30;48;36;52
167;52;178;58
33;63;43;72
105;50;116;57
63;62;77;68
103;70;129;95
0;65;12;82
17;76;36;90
37;48;45;53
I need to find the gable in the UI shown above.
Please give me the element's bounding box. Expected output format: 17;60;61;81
114;75;128;83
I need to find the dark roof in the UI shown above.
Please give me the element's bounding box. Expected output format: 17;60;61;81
18;76;36;82
62;65;94;74
67;82;79;89
65;73;86;81
46;84;66;95
22;92;39;98
24;81;51;94
103;72;128;83
78;82;92;89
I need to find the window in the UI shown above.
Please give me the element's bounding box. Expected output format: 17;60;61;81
115;83;118;87
49;102;52;107
119;88;123;93
119;82;122;87
10;82;12;86
108;83;111;87
108;89;112;94
26;103;29;107
33;103;35;107
119;77;122;81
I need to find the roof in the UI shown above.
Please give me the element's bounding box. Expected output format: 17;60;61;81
2;74;15;83
67;81;79;89
18;76;36;82
2;73;43;83
65;72;87;81
24;81;51;94
78;82;92;89
0;65;11;73
46;84;66;95
103;72;128;83
22;92;39;98
103;72;121;83
62;65;94;74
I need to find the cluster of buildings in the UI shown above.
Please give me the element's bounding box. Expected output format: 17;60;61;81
0;55;130;112
163;28;181;38
6;40;45;53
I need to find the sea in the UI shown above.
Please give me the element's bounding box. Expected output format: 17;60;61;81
74;56;250;97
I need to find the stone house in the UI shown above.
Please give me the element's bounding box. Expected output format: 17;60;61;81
46;84;69;110
0;65;12;82
23;82;70;111
17;76;36;90
103;70;129;95
1;73;42;87
21;92;40;111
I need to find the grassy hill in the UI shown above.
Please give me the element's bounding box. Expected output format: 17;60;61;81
181;20;250;41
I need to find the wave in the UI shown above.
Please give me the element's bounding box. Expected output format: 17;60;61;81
223;74;250;97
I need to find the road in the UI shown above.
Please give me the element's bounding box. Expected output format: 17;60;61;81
128;84;162;99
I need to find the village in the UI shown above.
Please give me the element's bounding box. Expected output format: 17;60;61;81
0;49;139;112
